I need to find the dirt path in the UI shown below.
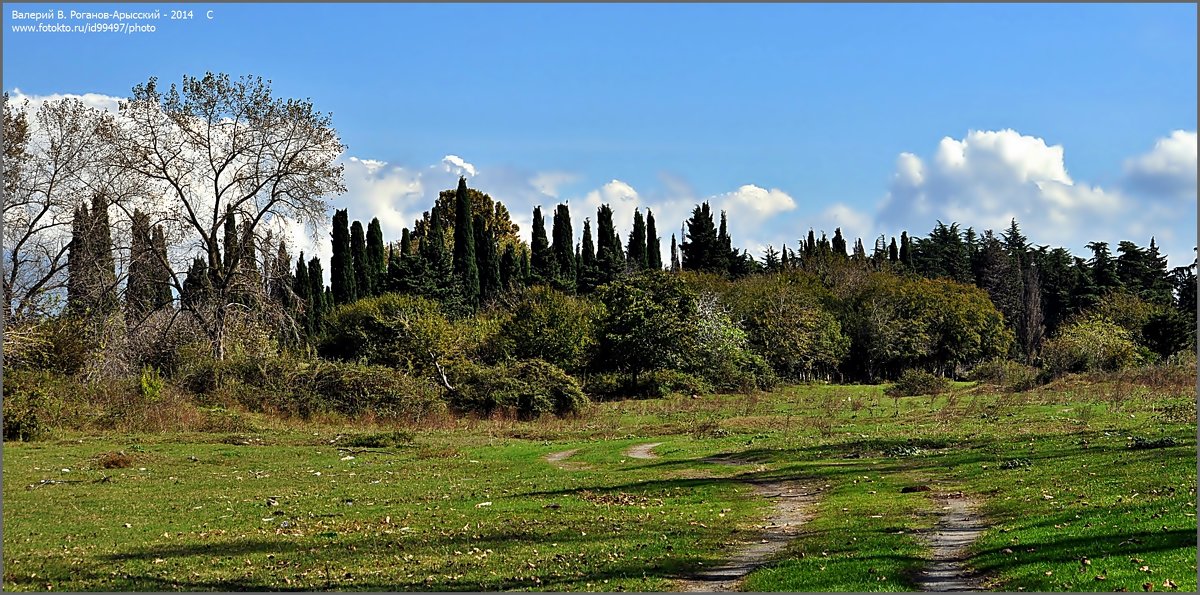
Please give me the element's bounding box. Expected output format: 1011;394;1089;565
915;493;986;592
676;455;820;592
623;442;662;459
542;449;590;470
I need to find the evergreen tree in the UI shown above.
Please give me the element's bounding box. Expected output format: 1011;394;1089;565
979;231;1024;353
500;243;520;292
645;209;662;270
330;209;355;304
832;228;848;257
670;233;681;272
1021;263;1045;362
150;226;172;309
1086;241;1121;293
222;205;238;276
627;208;648;270
452;176;480;307
366;217;386;296
125;209;156;320
307;256;325;334
530;206;553;285
293;252;311;332
595;204;625;283
681;202;722;273
804;229;818;262
762;245;781;271
519;247;531;286
271;240;294;309
351;220;370;298
475;213;501;301
420;206;455;303
578;218;600;293
551;203;576;292
899;231;912;267
181;257;211;309
889;237;899;263
852;237;867;261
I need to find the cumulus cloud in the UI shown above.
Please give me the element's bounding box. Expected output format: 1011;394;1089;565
9;88;123;114
441;154;477;178
711;184;797;220
877;128;1195;267
1123;130;1197;200
529;171;580;198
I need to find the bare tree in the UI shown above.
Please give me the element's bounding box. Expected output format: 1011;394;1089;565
112;73;345;359
2;94;123;321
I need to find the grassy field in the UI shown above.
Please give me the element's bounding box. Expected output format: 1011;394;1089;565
3;369;1196;592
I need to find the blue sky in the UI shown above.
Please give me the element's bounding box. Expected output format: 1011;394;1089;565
5;3;1197;267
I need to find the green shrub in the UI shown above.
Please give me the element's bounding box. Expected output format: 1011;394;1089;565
451;359;587;419
1042;319;1140;376
583;370;713;400
885;369;950;397
138;366;166;402
341;431;415;448
494;286;597;373
969;358;1041;392
318;293;455;373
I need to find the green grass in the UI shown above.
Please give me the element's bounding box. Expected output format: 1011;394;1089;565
3;372;1196;591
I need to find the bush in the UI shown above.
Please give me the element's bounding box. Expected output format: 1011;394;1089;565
969;358;1041;391
494;286;597;373
451;359;587;419
1042;319;1140;376
885;369;950;397
2;371;57;441
318;293;455;374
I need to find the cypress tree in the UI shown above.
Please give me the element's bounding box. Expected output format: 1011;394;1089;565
125;209;155;320
67;203;87;313
330;209;355;304
271;240;294;309
595;204;623;283
519;247;531;286
889;237;899;263
91;194;117;313
475;213;500;301
530;206;553;285
222;205;238;276
578;219;600;293
670;233;680;272
421;206;455;303
181;257;211;309
150;226;172;309
832;228;848;257
500;243;519;291
307;256;325;334
351;220;370;298
681;202;721;273
645;209;662;270
551;203;576;292
627;208;648;270
899;231;913;267
452;177;480;307
366;217;386;296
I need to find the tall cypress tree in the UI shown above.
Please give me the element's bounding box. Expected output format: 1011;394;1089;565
627;208;648;270
519;247;531;287
831;228;848;258
307;256;325;334
578;218;600;293
888;237;899;263
351;220;370;299
271;240;294;309
125;209;155;320
595;204;625;284
366;217;386;296
551;203;576;292
530;205;553;285
293;252;311;333
475;213;500;301
181;257;211;310
899;231;913;267
452;177;480;307
222;205;238;276
330;209;355;304
645;209;662;270
421;206;455;304
150;226;172;309
500;243;519;292
670;233;680;272
91;194;117;313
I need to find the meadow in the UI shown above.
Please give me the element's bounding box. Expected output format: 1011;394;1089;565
2;368;1196;592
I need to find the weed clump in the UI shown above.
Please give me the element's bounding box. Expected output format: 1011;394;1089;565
1128;436;1178;449
342;431;414;448
95;451;133;469
999;458;1032;469
885;369;950;397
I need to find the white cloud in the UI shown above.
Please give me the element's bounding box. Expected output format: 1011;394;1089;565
711;184;797;220
529;171;579;198
1123;130;1197;200
877;128;1195;267
441;154;477;178
9;88;123;114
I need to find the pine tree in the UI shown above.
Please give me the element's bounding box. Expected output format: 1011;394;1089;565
645;209;662;270
452;176;480;307
351;220;371;299
530;206;553;285
1086;241;1121;292
366;217;386;296
330;209;355;305
551;203;576;292
626;208;648;270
